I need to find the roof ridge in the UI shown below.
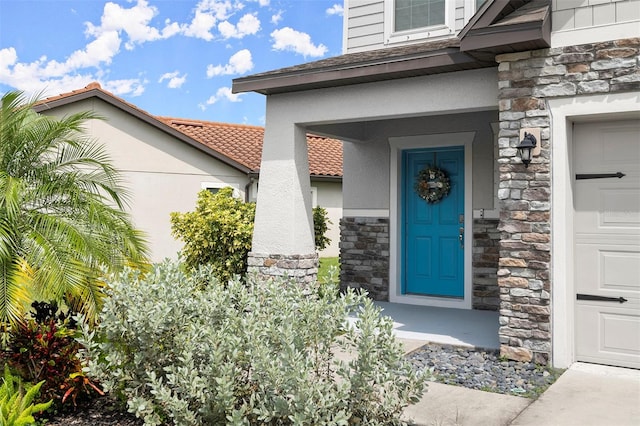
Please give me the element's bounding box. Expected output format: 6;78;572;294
158;116;266;130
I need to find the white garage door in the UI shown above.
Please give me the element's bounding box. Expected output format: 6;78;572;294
574;119;640;369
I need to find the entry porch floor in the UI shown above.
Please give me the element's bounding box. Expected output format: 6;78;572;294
374;302;500;350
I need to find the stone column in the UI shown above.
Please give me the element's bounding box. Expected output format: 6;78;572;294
495;37;639;364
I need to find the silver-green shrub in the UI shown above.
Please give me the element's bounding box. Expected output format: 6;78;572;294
77;261;425;425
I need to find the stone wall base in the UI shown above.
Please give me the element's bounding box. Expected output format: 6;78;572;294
473;219;500;311
247;252;318;284
339;217;390;300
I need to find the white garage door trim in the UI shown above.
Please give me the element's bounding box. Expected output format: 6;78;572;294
550;92;640;369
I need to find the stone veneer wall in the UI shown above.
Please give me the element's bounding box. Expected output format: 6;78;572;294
473;219;500;311
339;217;390;300
496;38;639;364
247;252;318;284
340;216;501;308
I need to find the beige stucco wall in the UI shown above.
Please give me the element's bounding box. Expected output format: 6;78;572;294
41;99;249;262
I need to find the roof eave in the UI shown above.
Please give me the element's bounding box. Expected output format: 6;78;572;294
233;50;493;95
310;175;343;183
460;13;551;54
34;89;253;175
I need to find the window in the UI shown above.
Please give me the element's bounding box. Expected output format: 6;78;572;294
395;0;445;32
200;182;240;198
384;0;455;45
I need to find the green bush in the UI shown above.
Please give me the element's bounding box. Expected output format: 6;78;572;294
313;206;332;251
170;188;255;283
77;261;425;425
0;365;52;426
171;189;335;281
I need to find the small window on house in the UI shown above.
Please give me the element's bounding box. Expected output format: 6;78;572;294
201;182;240;198
395;0;445;32
385;0;454;45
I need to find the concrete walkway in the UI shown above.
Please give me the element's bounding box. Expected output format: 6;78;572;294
399;338;640;426
511;362;640;426
376;304;640;426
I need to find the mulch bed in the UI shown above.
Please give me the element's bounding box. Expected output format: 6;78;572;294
39;396;143;426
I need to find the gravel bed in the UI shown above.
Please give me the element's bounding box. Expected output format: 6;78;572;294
407;343;564;398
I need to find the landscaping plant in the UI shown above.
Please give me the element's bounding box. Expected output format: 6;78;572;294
170;188;255;283
171;189;334;282
0;365;52;426
1;302;103;410
77;261;425;425
0;90;149;329
313;206;332;251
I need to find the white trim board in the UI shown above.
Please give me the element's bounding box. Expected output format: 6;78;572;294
389;132;475;309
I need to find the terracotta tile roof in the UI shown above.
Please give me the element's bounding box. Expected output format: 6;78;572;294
160;117;343;178
34;83;342;178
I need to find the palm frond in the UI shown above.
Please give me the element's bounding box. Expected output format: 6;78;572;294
0;90;149;326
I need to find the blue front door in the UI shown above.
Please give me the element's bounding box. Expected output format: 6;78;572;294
402;147;465;298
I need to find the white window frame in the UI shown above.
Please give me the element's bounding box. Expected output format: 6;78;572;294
384;0;456;46
201;182;240;198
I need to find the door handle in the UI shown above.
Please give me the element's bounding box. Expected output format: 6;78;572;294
459;227;464;249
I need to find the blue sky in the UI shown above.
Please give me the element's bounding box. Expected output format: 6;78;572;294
0;0;344;125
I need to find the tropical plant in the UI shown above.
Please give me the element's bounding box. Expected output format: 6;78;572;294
0;90;149;329
0;365;52;426
77;261;425;425
1;302;103;410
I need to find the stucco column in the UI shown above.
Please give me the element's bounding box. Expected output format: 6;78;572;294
247;115;318;282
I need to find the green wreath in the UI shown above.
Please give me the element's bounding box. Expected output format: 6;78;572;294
415;165;451;204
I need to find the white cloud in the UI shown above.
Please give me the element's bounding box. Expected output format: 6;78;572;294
104;78;146;97
202;86;243;107
159;71;187;88
181;10;217;40
206;49;253;77
326;4;344;16
270;27;327;57
85;0;166;50
271;10;283;25
218;13;260;39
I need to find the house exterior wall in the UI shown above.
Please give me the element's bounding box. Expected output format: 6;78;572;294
41;99;249;262
495;37;640;365
344;0;476;53
551;0;640;47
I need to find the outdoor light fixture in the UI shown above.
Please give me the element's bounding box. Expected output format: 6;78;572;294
517;132;537;168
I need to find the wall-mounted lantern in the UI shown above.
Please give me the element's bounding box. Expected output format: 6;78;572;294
517;128;541;168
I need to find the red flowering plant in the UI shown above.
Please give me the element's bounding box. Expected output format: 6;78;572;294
0;301;103;410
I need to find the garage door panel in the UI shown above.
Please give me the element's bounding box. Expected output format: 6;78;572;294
576;303;640;369
574;121;640;169
575;185;640;233
575;242;640;295
574;119;640;369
